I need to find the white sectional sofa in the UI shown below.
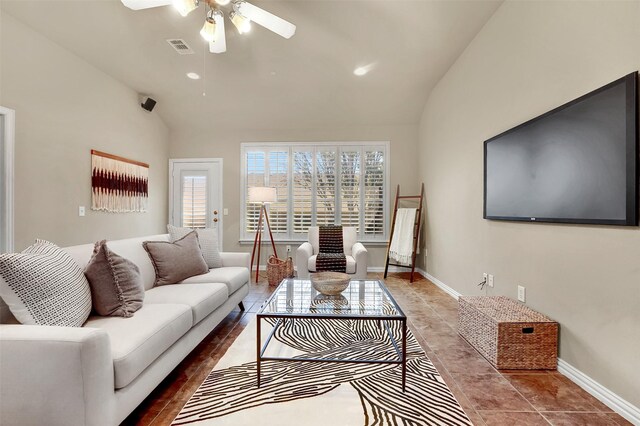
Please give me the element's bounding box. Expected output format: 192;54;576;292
0;234;251;426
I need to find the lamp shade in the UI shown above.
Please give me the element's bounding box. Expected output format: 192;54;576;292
248;187;277;203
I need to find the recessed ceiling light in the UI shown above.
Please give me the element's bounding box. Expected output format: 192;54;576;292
353;67;368;76
186;72;200;80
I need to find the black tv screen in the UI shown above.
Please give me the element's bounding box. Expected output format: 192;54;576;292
484;72;638;226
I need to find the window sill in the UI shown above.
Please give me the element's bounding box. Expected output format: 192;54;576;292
238;239;389;247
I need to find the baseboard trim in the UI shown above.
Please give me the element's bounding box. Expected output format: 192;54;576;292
370;267;462;300
416;271;639;425
419;270;462;300
368;266;406;273
557;359;640;425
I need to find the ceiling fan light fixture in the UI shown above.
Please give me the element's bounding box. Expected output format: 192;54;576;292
230;11;251;34
172;0;198;17
209;10;227;53
200;12;217;42
234;1;296;39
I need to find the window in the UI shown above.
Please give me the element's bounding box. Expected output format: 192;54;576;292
241;142;389;241
182;175;207;228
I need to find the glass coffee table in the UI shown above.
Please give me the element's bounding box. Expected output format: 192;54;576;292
256;278;408;391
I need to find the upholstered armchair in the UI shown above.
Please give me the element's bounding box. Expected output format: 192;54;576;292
296;226;368;280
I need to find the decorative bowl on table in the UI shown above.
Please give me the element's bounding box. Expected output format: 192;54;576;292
310;272;350;296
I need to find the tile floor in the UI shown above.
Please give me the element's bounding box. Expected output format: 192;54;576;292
122;273;631;426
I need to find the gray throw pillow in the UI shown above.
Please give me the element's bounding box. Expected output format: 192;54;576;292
143;231;209;286
84;240;144;317
167;224;222;269
0;239;92;327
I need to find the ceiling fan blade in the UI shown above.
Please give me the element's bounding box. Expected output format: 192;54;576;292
121;0;172;11
209;13;227;53
235;1;296;39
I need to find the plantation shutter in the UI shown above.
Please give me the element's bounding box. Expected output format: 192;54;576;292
245;151;265;233
316;148;337;227
292;149;313;234
182;176;207;228
267;150;289;234
363;150;385;237
241;143;388;241
339;149;360;230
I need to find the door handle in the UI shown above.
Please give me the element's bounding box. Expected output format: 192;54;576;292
213;210;218;215
213;218;218;222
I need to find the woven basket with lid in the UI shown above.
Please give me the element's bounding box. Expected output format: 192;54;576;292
458;296;558;370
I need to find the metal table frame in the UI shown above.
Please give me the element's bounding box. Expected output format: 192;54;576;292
256;279;407;391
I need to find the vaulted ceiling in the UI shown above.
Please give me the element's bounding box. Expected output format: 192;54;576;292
1;0;502;130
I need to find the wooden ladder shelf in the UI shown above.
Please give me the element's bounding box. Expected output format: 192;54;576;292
384;183;425;283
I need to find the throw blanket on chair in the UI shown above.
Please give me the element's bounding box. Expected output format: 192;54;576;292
316;225;347;272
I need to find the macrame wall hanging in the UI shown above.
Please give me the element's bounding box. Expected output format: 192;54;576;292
91;150;149;213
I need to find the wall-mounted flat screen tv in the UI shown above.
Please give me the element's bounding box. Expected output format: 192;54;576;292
484;72;638;226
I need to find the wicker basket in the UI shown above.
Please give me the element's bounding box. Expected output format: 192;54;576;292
266;255;294;287
458;296;558;370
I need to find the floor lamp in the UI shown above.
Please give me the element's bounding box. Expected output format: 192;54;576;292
249;187;278;283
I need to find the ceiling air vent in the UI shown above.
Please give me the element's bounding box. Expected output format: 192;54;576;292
166;39;194;55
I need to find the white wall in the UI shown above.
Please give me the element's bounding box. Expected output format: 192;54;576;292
170;124;419;267
419;0;640;408
0;12;170;250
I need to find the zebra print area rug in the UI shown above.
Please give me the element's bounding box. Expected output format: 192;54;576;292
172;317;472;426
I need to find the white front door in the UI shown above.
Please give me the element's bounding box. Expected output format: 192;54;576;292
169;159;223;247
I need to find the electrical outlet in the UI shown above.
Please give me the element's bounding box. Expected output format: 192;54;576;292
483;273;488;283
286;245;291;252
518;285;526;302
488;274;494;288
78;206;85;217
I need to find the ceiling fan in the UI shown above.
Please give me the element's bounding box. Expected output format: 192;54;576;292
121;0;296;54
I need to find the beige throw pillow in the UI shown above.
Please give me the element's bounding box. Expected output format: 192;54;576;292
0;239;92;327
84;240;144;317
143;231;209;286
167;225;222;269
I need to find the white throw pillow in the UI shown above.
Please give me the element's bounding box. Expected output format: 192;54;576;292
0;239;92;327
167;225;222;269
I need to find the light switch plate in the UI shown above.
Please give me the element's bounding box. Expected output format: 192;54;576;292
223;208;229;216
79;206;86;217
518;285;526;302
488;274;494;287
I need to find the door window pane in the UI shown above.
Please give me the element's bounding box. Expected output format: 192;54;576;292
182;175;207;228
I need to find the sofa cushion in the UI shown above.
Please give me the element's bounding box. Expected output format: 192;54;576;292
144;283;228;325
180;267;249;294
143;231;209;286
84;240;145;318
85;303;192;389
168;225;222;269
308;255;356;274
0;240;92;327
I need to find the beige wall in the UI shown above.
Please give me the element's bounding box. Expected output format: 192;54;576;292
1;13;170;250
170;124;419;267
419;0;640;407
